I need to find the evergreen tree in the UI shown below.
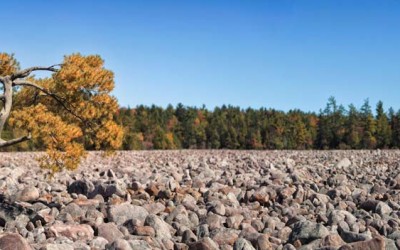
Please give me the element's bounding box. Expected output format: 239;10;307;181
345;104;361;148
360;99;376;149
375;101;391;148
389;108;400;148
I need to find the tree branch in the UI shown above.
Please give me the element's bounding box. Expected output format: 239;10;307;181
12;80;86;124
11;64;61;80
0;134;31;147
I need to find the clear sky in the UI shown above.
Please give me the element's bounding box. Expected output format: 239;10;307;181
2;1;400;112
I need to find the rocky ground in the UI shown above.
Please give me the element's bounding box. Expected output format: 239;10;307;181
0;150;400;250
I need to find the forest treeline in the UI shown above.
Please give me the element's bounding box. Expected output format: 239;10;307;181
3;97;400;151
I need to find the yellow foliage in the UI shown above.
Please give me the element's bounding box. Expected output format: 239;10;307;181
166;132;176;149
4;53;124;174
9;104;86;172
0;53;19;76
95;120;124;150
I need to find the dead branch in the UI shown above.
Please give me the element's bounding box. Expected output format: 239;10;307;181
12;80;86;124
0;133;31;147
11;64;61;80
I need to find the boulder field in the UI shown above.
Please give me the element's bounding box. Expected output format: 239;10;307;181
0;150;399;250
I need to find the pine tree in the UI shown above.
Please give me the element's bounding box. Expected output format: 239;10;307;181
375;101;391;148
360;99;376;149
389;108;400;148
345;104;362;148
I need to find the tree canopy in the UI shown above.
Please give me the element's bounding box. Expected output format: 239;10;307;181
114;99;400;151
0;53;124;173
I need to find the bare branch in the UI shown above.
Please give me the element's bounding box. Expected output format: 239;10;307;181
12;80;86;124
11;64;61;80
0;78;13;142
0;134;31;147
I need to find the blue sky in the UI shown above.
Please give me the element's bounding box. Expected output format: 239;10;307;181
2;1;400;112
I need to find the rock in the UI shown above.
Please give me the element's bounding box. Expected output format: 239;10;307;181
0;233;32;250
40;243;75;250
189;237;219;250
279;186;296;200
67;180;95;196
108;238;151;250
73;197;100;207
36;232;47;243
388;230;400;240
182;229;198;244
49;224;94;241
376;202;392;216
97;182;127;199
175;242;190;250
97;222;123;243
286;158;296;168
336;158;351;169
108;239;130;250
360;200;379;211
298;239;322;249
90;237;109;250
211;229;239;246
162;238;174;250
389;173;400;189
127;239;153;249
143;202;166;215
144;214;172;239
227;192;240;207
268;236;281;245
211;202;226;216
311;193;331;204
17;187;40;202
207;213;223;230
34;208;56;225
329;210;357;225
282;244;297;250
226;214;244;229
239;226;260;246
251;188;270;204
132;225;156;237
197;224;210;238
257;234;273;250
320;234;345;248
182;194;198;211
385;238;397;250
251;219;264;232
289;221;330;244
338;228;372;243
233;237;256;250
108;203;149;225
279;226;292;242
59;203;84;221
145;183;159;196
338;237;385;250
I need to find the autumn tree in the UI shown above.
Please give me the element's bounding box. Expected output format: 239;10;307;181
0;53;124;173
286;110;308;149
